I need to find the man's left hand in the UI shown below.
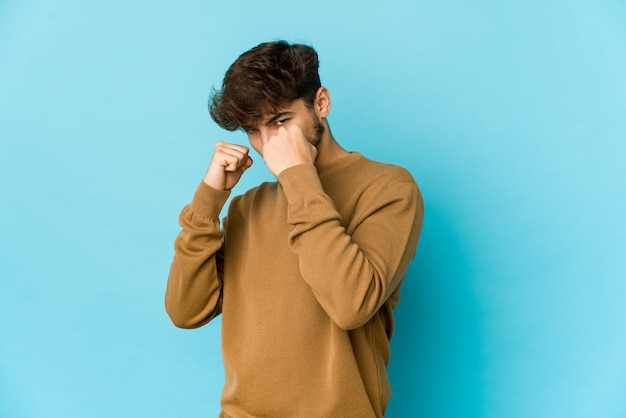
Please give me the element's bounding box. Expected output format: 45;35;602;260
262;125;317;176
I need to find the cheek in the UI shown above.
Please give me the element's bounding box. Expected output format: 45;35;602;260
248;136;264;155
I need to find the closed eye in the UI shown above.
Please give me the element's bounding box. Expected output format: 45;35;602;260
264;111;295;127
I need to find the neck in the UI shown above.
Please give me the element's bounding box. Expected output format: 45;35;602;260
314;124;349;166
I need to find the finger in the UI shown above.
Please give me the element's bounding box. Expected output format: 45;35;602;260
221;153;248;172
215;141;249;154
285;123;303;138
215;142;249;159
236;156;253;173
234;155;253;170
215;148;250;172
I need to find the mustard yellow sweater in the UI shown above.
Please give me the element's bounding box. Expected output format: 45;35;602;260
166;152;423;417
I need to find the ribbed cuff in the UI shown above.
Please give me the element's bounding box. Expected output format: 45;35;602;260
277;164;324;203
189;180;231;218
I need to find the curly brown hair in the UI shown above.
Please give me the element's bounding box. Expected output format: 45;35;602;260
209;41;321;132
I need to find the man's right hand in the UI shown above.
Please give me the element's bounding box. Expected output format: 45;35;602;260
203;142;253;191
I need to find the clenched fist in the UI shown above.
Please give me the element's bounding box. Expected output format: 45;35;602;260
262;125;317;177
203;142;253;191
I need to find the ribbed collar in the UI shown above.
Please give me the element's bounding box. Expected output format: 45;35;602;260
316;152;363;178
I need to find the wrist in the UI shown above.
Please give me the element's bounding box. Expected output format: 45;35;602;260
203;175;225;191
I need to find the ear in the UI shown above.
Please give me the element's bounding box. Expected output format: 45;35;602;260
314;87;331;119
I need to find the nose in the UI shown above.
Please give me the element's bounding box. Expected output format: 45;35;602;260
258;126;277;145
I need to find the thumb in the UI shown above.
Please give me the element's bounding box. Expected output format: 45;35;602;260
238;156;253;173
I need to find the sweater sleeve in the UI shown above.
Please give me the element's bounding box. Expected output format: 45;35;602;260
165;181;231;329
278;164;424;330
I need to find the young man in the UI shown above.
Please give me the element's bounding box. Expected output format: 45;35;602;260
165;41;424;418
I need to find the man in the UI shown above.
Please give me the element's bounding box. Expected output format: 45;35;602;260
165;40;424;418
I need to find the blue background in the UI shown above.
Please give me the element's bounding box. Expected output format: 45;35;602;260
1;1;625;417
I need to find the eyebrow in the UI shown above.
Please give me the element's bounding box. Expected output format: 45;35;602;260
264;111;295;126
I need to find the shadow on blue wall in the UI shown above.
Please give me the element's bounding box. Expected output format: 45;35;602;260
387;206;485;417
